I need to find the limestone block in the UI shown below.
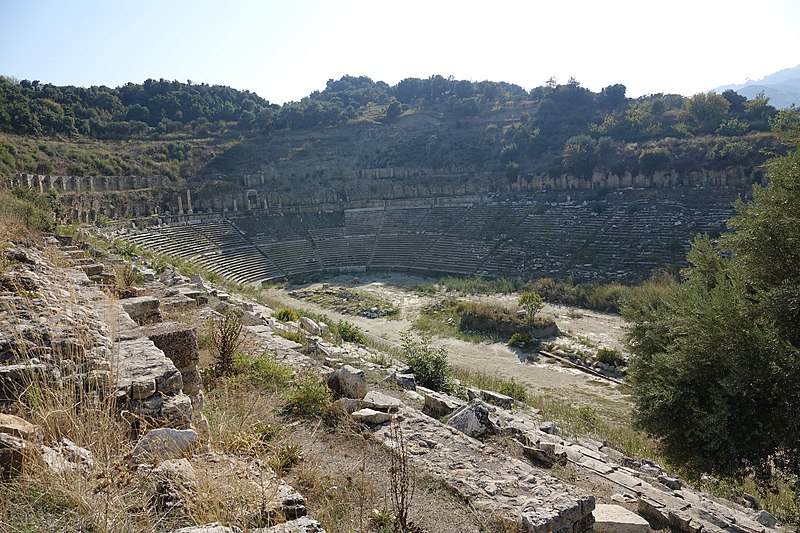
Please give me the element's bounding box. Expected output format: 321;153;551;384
447;399;500;438
362;391;402;412
480;389;513;410
422;390;464;418
384;371;416;390
173;524;242;533
114;337;181;398
539;421;561;435
351;408;392;425
298;316;322;336
79;263;104;277
120;296;162;325
0;413;38;440
593;504;651;533
140;322;199;371
755;510;777;527
133;428;198;462
327;365;367;399
148;458;197;516
332;397;363;414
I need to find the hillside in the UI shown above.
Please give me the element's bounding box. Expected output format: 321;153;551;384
716;64;800;109
0;74;789;188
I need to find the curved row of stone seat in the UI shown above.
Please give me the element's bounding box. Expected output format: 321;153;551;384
127;188;745;284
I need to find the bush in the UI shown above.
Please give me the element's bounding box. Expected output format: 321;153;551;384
336;320;365;344
499;378;527;402
275;307;299;322
284;368;332;418
596;347;625;367
401;331;452;393
507;331;532;347
210;308;244;374
246;352;294;389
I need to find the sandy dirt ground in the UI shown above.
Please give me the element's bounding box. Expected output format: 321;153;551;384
266;272;631;414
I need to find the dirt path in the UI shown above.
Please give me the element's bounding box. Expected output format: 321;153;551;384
265;272;631;413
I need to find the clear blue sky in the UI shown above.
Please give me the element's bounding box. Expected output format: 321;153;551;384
2;0;799;104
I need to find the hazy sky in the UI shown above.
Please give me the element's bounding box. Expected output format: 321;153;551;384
2;0;799;104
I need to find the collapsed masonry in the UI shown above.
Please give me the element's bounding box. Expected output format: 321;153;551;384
0;239;324;532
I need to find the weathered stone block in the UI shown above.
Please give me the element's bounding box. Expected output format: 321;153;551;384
133;427;198;462
593;504;651;533
327;365;367;399
0;413;38;440
447;399;500;438
362;390;402;412
120;296;162;325
351;408;392;425
139;322;199;371
423;390;465;418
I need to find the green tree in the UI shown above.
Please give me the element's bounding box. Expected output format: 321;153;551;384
518;291;544;323
624;120;800;485
682;91;731;134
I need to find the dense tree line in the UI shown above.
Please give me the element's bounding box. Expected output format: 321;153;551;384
0;74;782;141
1;74;794;180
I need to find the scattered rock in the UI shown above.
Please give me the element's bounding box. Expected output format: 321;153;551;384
259;515;325;532
133;428;198;462
755;509;777;527
593;504;652;533
362;391;402;412
657;474;682;490
422;390;465;418
447;399;500;438
480;389;513;410
148;458;197;517
42;437;94;475
120;296;162;325
0;413;38;440
331;397;363;414
539;421;561;435
385;371;416;390
327;365;367;399
173;524;242;533
351;408;392;425
298;316;322;336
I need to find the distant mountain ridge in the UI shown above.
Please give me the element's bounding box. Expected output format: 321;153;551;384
716;64;800;108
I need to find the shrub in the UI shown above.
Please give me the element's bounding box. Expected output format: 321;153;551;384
499;378;527;402
275;306;299;322
596;347;625;367
337;320;365;344
507;331;532;347
284;368;332;418
401;331;451;393
247;352;294;389
210;308;244;374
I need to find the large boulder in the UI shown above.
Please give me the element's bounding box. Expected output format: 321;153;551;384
298;316;322;336
327;365;367;399
120;296;162;325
